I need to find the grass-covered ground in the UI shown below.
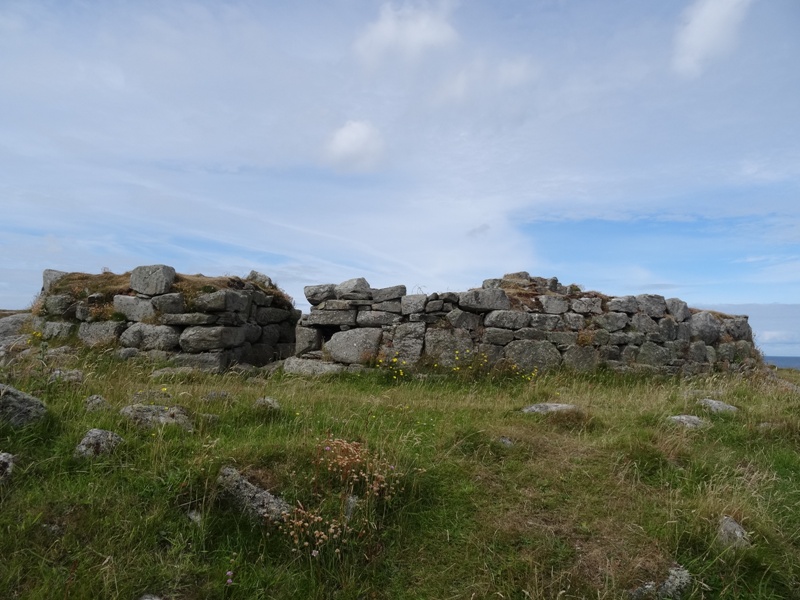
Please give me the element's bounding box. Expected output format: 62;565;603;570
2;342;800;599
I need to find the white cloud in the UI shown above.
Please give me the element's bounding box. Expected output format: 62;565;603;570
434;56;536;103
672;0;754;78
354;2;457;68
323;120;385;172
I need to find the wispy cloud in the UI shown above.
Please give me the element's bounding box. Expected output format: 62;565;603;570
324;121;386;172
672;0;755;77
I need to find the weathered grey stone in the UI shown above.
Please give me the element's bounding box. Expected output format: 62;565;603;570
668;415;709;429
636;294;667;318
689;311;722;344
562;312;586;330
687;340;710;363
130;265;176;296
718;516;750;549
116;347;139;360
335;277;372;300
42;321;75;340
563;345;598;371
254;396;281;411
621;345;639;363
593;312;629;332
246;270;273;288
482;328;514;346
425;299;444;313
0;452;14;484
113;295;155;322
243;323;262;343
151;293;184;314
357;311;401;327
459;289;510;313
514;328;547;341
74;428;124;458
85;394;110;412
255;307;290;324
179;326;246;352
251;290;273;307
631;313;659;334
475;343;505;364
424;328;474;367
214;311;246;327
723;316;752;342
547;332;578;347
440;292;460;304
539;295;569;314
372;285;406;302
484;310;530;329
304;284;336;305
217;466;290;523
657;566;693;599
570;297;603;314
401;294;427;315
0;313;30;338
172;351;232;373
261;324;282;346
42;269;68;293
697;398;738;413
529;314;563;330
372;300;402;313
283;356;345;376
388;322;426;364
45;294;76;318
666;298;691;322
607;295;638;313
120;323;181;351
0;385;48;427
120;404;193;430
78;321;126;347
521;403;579;414
446;308;482;330
599;345;621;361
504;340;562;372
637;341;672;367
48;369;84;383
304;309;357;327
316;299;355;310
326;328;383;364
160;313;218;326
658;317;678;341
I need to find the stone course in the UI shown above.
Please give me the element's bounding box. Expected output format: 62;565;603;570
296;272;759;376
31;266;299;372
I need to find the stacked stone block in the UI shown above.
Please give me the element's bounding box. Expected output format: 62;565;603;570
296;272;759;376
35;265;298;372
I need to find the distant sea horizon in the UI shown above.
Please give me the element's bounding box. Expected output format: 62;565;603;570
764;356;800;370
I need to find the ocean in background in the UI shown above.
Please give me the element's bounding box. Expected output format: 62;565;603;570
764;356;800;370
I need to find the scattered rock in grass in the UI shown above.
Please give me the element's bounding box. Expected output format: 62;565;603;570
150;366;196;379
120;404;193;431
0;452;15;483
187;510;203;525
48;368;84;384
216;466;290;523
498;436;514;447
117;347;139;360
74;429;124;458
0;384;48;428
521;402;579;414
138;595;163;600
254;396;281;411
630;565;693;599
283;356;345;376
718;515;750;549
85;394;110;412
203;390;230;402
697;398;738;413
667;415;709;429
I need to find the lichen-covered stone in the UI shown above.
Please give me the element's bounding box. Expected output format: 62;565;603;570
325;328;383;365
130;265;176;296
0;384;47;427
504;340;562;372
74;428;124;458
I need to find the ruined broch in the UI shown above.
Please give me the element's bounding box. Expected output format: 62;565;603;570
293;272;759;376
27;266;759;375
32;265;299;372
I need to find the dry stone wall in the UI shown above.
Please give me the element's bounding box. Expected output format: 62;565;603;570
34;265;299;372
295;272;759;376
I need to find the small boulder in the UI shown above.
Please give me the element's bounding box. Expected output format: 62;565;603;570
48;369;84;384
667;415;709;429
254;397;281;411
0;384;47;428
120;404;193;431
0;452;15;483
521;403;579;414
718;515;750;549
283;357;345;376
85;394;110;412
74;429;124;458
216;466;291;523
130;264;176;296
697;398;738;413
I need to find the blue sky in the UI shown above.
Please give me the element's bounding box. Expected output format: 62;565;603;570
1;0;799;355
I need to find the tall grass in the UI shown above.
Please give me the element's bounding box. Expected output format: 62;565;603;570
2;343;799;598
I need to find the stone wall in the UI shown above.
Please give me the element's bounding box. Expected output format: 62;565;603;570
293;272;759;376
34;265;299;372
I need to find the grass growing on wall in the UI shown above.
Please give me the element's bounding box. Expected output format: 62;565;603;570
2;342;800;599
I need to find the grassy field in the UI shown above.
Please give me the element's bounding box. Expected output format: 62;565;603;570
2;341;800;599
